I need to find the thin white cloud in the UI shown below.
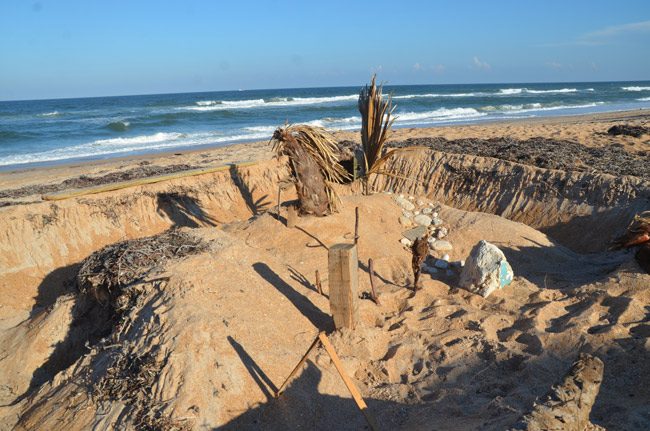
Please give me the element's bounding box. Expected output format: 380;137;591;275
472;56;491;71
432;64;446;74
539;20;650;47
546;61;563;70
413;62;423;71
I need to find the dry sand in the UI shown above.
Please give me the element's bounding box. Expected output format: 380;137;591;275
0;110;649;430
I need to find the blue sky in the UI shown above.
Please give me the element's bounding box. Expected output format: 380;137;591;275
1;0;649;100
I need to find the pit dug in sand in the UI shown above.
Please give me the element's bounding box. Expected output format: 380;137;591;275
4;194;650;431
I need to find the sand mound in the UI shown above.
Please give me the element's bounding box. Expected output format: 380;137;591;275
2;194;648;430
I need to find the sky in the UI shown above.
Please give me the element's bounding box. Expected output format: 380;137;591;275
1;0;649;101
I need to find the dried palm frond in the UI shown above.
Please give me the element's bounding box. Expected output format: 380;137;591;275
271;125;350;215
411;234;429;290
611;211;650;249
358;75;424;193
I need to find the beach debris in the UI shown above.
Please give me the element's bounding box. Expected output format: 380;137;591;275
271;125;350;216
459;240;514;297
357;75;424;194
607;124;649;138
367;258;380;305
611;210;650;273
400;237;413;247
77;229;207;313
411;234;429;290
510;354;604;431
414;214;432;227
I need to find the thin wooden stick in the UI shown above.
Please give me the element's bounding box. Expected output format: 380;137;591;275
318;333;379;431
354;207;360;245
368;258;380;305
315;270;323;295
277;185;282;220
274;334;322;397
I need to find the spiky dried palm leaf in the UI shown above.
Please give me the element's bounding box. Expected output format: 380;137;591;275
271;125;350;215
611;211;650;249
358;75;424;192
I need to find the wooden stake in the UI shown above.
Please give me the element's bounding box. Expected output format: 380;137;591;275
354;207;360;245
277;185;282;220
275;332;379;431
286;204;298;228
328;244;359;329
274;334;322;397
368;258;380;305
315;270;323;295
318;333;379;431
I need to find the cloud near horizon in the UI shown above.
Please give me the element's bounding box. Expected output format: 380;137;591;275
472;56;491;71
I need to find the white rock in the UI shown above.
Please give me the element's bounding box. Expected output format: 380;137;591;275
416;199;424;206
414;214;433;227
408;195;415;201
421;207;433;215
441;253;450;261
432;217;443;226
436;227;448;239
434;259;449;270
397;198;415;212
459;240;514;298
430;240;453;252
414;210;420;216
399;194;405;199
400;237;413;247
399;216;412;227
402;210;413;218
431;212;439;218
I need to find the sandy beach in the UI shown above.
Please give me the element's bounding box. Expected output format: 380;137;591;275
0;110;649;430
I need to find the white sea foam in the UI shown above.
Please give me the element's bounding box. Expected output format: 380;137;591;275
39;111;60;117
0;130;271;167
498;88;524;95
185;94;358;111
525;88;578;94
392;92;482;99
622;86;650;91
637;97;650;101
505;102;604;114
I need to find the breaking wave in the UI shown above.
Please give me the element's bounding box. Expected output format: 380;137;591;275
622;86;650;91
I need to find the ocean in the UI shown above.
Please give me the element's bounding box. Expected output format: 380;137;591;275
1;81;649;169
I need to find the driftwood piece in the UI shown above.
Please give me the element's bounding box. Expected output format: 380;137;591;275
511;353;604;431
411;235;429;290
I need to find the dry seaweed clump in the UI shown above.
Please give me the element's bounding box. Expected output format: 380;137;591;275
77;229;208;313
92;347;191;431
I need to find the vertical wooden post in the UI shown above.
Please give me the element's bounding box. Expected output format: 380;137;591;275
328;243;359;329
368;258;380;305
354;207;360;245
286;204;298;228
315;270;323;295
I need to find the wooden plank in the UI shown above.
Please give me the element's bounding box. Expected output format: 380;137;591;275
319;332;379;431
328;243;359;329
41;161;259;201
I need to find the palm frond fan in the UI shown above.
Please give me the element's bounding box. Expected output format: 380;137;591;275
271;125;350;216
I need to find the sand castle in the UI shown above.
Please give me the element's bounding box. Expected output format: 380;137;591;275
0;79;649;430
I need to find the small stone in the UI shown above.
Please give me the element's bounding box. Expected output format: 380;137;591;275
432;217;443;226
441;254;450;261
434;259;449;270
431;212;439;218
397;198;415;212
421;207;433;215
408;196;415;201
402;210;413;218
414;210;420;216
414;214;433;227
416;199;424;206
399;216;412;227
400;237;413;247
430;240;452;252
402;226;428;242
436;227;448;239
399;194;405;199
